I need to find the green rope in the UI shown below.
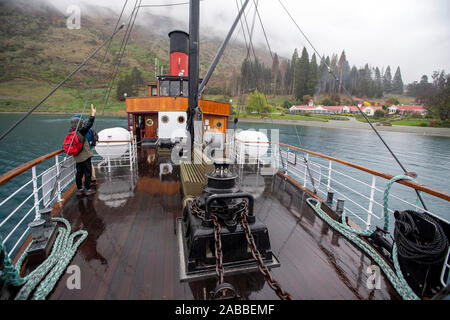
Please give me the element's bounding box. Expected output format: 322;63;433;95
383;174;422;231
305;174;426;300
0;237;29;286
306;197;419;300
0;217;87;300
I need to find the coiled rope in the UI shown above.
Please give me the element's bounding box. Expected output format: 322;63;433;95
0;217;87;300
394;210;448;265
305;174;427;300
306;197;419;300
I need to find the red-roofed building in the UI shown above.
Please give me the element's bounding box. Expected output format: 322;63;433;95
289;104;381;115
388;105;427;115
361;106;382;116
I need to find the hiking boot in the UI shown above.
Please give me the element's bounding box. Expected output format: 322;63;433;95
85;188;97;196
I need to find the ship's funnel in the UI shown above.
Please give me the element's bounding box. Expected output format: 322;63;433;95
168;30;189;76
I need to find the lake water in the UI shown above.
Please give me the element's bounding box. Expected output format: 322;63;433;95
0;113;449;253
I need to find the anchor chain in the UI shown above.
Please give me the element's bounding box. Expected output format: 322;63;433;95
190;199;236;299
239;201;293;300
211;213;224;286
189;198;293;300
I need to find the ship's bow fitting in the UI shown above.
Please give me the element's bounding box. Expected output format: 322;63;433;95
177;160;279;283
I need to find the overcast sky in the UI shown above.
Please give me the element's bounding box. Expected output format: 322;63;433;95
51;0;450;83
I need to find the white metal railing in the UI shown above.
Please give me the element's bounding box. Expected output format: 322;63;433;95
226;136;450;234
91;138;137;173
0;137;137;258
0;153;75;257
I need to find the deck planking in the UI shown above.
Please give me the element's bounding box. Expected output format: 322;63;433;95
46;147;400;300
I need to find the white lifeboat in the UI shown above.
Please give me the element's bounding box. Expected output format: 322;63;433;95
235;130;269;158
95;127;131;160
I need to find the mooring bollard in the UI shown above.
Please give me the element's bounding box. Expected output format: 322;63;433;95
39;208;53;228
28;219;46;243
326;192;334;206
336;199;345;217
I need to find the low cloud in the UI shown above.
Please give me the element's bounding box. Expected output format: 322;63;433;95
45;0;450;83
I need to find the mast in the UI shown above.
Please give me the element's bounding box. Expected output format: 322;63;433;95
187;0;200;152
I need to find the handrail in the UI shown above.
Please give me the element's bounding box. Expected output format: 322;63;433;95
0;149;64;187
234;138;450;202
0;140;134;187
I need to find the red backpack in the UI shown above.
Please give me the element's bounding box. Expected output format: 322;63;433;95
63;131;84;156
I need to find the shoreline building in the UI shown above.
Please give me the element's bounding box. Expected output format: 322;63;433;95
290;100;427;117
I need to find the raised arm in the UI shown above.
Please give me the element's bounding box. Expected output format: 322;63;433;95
79;104;96;136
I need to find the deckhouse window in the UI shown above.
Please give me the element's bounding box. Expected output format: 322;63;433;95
182;80;188;97
159;80;169;96
170;80;181;96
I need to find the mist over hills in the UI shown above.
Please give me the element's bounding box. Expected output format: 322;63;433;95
0;0;272;91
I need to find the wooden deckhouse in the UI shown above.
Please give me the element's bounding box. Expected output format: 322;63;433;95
125;30;230;146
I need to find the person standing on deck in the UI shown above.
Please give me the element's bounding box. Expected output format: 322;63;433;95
71;104;96;196
72;114;98;187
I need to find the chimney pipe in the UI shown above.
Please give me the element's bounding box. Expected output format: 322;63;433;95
168;30;189;76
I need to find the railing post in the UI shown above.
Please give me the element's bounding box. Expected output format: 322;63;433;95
55;154;62;202
256;137;260;174
286;147;290;176
134;139;136;162
367;175;376;230
31;166;40;220
107;142;111;173
327;160;332;192
304;153;308;187
128;141;133;172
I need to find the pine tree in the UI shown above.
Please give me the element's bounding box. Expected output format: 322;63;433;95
392;66;404;94
374;67;383;98
357;64;372;98
116;74;137;101
383;66;392;94
271;53;280;95
279;59;287;95
308;53;318;96
131;67;144;87
337;51;347;94
329;54;338;93
284;59;292;95
295;47;309;101
318;57;328;93
291;49;299;96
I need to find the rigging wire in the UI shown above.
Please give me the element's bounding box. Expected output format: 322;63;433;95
239;0;257;64
247;1;258;60
47;0;131;202
88;0;130;131
277;0;428;211
99;0;142;116
253;0;273;60
249;3;316;190
0;26;125;144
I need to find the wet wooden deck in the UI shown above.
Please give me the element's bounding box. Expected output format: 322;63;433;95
47;147;400;300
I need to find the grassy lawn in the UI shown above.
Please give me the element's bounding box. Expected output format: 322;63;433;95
235;112;329;122
390;119;429;126
354;115;449;128
0;80;128;115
